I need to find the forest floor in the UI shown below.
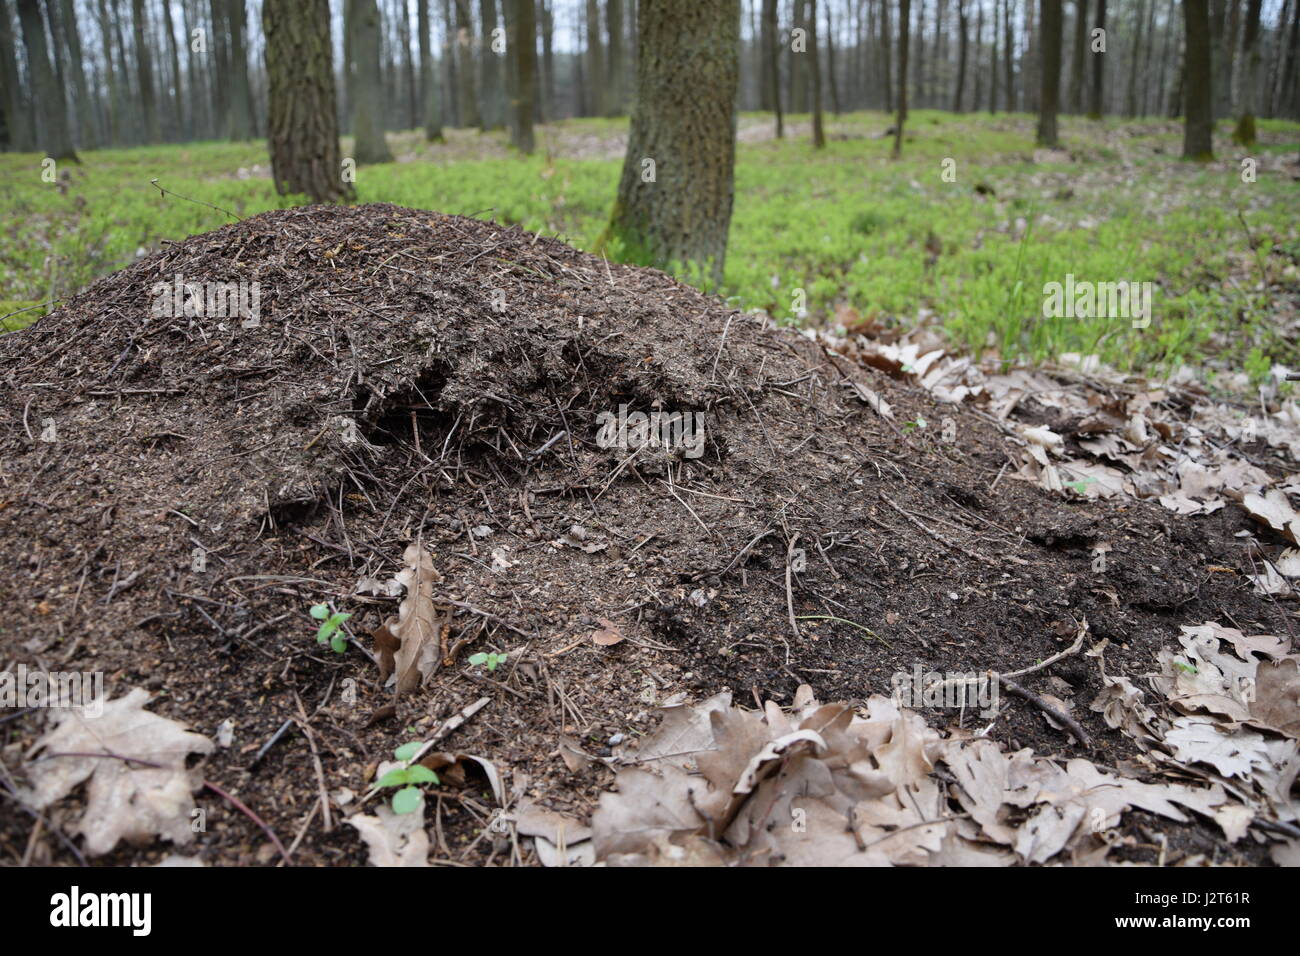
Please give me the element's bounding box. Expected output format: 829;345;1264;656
1;200;1298;867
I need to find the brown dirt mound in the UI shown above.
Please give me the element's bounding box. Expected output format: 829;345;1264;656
0;203;1284;865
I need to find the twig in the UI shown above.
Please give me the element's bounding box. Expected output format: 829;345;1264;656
998;677;1093;749
150;178;243;221
786;533;802;642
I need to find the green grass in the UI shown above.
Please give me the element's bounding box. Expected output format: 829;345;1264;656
2;110;1298;383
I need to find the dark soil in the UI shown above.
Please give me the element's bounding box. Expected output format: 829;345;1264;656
0;203;1289;866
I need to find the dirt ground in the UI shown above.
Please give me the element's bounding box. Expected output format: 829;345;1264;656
1;203;1294;866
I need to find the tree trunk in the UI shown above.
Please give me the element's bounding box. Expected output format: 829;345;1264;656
480;0;504;129
1124;0;1145;116
1068;0;1087;112
973;0;984;111
1088;0;1104;116
1232;0;1261;143
954;0;969;111
453;0;480;126
825;0;841;114
1182;0;1213;158
539;0;554;119
130;0;162;141
811;0;826;145
509;0;535;151
348;0;395;162
58;0;97;148
16;0;77;160
915;0;926;107
418;0;443;139
1037;0;1062;143
225;0;254;138
760;0;775;109
265;0;352;202
586;0;604;116
0;0;32;150
763;0;783;134
991;0;1000;111
895;0;911;156
1003;0;1014;111
791;0;807;112
604;0;740;285
606;0;625;114
882;0;894;111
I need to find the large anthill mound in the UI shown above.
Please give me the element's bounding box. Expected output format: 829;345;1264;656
0;204;1285;865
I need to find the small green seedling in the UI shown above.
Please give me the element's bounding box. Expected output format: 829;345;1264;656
377;741;440;814
902;417;927;432
310;603;352;653
1065;477;1097;495
1175;660;1198;675
468;651;508;672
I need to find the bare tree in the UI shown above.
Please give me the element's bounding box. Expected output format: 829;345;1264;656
1233;0;1262;143
348;0;395;162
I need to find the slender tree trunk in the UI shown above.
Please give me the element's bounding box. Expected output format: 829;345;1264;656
1003;0;1014;111
604;0;740;285
954;0;969;110
1068;0;1087;112
265;0;352;201
973;0;984;110
1182;0;1213;157
764;0;784;134
882;0;894;110
915;0;926;107
1037;0;1062;143
131;0;162;141
540;0;554;119
811;0;826;144
1124;0;1145;116
585;0;604;116
1233;0;1262;142
480;0;504;128
1155;0;1174;118
509;0;535;151
606;0;624;114
0;0;32;150
895;0;911;156
225;0;254;138
760;0;775;109
160;0;184;139
453;0;479;126
348;0;395;161
419;0;443;139
1088;0;1104;116
991;0;1000;111
58;0;96;148
791;0;807;112
825;0;841;114
16;0;78;159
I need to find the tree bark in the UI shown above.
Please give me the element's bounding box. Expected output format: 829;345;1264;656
265;0;352;202
348;0;395;162
1088;0;1104;116
419;0;444;139
763;0;784;134
606;0;625;114
1124;0;1146;116
58;0;97;147
895;0;911;157
1003;0;1014;111
1068;0;1087;112
0;0;31;150
1232;0;1261;143
585;0;604;116
954;0;969;111
131;0;162;141
1182;0;1213;158
16;0;77;159
811;0;826;145
480;0;504;129
604;0;739;285
453;0;480;126
1037;0;1062;144
508;0;535;151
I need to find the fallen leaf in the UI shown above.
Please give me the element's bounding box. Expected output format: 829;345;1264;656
24;688;214;856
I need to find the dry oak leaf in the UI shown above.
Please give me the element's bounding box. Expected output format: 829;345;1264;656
375;543;443;696
24;688;214;856
1243;488;1300;544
